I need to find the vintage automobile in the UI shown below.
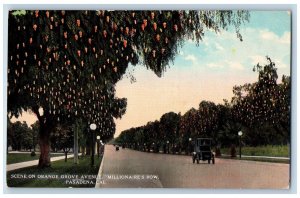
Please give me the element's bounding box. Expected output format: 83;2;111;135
192;138;215;164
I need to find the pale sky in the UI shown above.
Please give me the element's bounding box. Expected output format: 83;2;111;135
10;11;291;136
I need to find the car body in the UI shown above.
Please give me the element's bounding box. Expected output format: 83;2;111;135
192;138;215;164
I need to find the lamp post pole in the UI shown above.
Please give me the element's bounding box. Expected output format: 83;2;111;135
90;123;97;167
167;140;169;154
152;142;155;152
238;131;243;159
189;138;192;155
100;140;103;155
97;135;100;158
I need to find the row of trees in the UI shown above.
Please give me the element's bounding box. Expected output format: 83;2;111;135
116;58;290;152
8;10;249;167
7;118;105;161
7;120;39;151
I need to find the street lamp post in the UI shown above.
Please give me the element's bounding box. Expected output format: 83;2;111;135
152;142;155;153
166;140;169;154
238;131;243;159
188;138;192;155
90;123;97;167
100;140;104;155
96;135;100;158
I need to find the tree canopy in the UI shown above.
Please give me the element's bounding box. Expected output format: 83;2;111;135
7;120;38;151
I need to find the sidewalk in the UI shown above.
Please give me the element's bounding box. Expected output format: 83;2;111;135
7;154;76;172
8;151;64;155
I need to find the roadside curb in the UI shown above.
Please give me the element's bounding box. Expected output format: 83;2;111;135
221;154;290;160
95;145;105;188
123;148;289;160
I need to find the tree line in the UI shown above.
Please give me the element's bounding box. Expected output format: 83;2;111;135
7;118;101;160
7;120;39;152
115;57;290;153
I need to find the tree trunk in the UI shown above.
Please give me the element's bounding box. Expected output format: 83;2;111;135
38;122;51;168
65;151;68;162
97;142;99;158
80;146;85;157
86;142;91;155
74;126;78;164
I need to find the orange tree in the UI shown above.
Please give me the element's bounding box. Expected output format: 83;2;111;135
231;57;290;145
178;108;198;152
196;101;219;138
8;10;249;167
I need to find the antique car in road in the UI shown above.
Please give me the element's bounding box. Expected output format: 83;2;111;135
192;138;215;164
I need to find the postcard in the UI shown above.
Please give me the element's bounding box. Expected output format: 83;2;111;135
6;9;291;189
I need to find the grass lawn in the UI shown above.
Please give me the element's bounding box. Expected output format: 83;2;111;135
7;155;102;188
7;153;65;164
220;145;289;157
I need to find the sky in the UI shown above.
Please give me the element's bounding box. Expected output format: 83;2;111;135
10;11;291;137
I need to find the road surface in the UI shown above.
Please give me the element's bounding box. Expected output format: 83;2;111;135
96;145;289;189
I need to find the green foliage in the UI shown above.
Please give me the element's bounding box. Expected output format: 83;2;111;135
220;145;289;157
159;112;181;144
8;121;38;151
7;153;64;164
72;118;86;148
7;119;13;150
217;121;242;147
197;101;219;138
232;57;290;144
7;153;39;164
50;123;73;152
11;10;26;16
179;108;198;147
30;121;39;151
